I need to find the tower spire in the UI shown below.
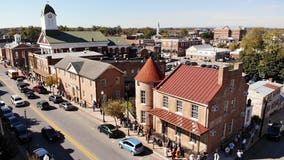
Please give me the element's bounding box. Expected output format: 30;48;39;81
156;22;160;36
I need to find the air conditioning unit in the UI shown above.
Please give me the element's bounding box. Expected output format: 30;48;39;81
209;129;216;136
212;105;219;112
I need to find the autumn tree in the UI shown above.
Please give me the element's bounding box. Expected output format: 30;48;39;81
228;43;239;51
103;99;134;126
45;75;59;94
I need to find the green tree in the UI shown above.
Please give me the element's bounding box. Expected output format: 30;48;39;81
200;31;214;40
228;43;239;51
179;29;188;38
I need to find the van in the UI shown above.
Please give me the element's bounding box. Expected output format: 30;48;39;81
7;69;19;79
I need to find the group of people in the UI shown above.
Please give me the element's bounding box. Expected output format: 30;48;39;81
163;140;185;160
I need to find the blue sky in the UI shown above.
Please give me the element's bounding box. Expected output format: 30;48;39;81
0;0;283;29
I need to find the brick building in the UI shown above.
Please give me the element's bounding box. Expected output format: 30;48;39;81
135;61;249;154
55;56;125;107
214;26;247;41
161;38;202;58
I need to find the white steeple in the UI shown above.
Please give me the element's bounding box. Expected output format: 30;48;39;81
41;4;58;31
156;22;161;36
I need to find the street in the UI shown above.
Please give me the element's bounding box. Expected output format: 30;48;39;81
0;65;161;160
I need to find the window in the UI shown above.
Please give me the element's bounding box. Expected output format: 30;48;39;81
230;79;235;92
15;52;19;59
232;98;236;110
163;96;168;108
191;105;198;119
101;79;106;87
141;111;146;123
229;119;234;133
140;90;146;103
176;100;182;113
224;101;228;114
115;90;120;99
115;77;120;85
222;123;226;137
190;133;198;143
176;127;182;137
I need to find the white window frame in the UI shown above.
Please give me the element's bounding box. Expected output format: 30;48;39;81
192;105;198;119
141;90;146;104
176;100;182;113
141;111;146;123
163;96;168;108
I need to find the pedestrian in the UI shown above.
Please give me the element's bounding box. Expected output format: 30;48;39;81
242;138;247;150
146;130;151;143
236;149;243;160
164;146;169;157
196;153;201;160
175;146;180;158
132;123;136;132
203;151;208;160
189;154;195;160
213;151;219;160
99;107;102;115
137;125;140;136
171;150;176;160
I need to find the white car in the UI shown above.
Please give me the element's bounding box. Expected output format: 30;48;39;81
10;94;25;107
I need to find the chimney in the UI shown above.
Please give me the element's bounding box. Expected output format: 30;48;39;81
218;65;229;85
14;34;21;44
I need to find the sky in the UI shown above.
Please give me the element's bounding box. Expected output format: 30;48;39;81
0;0;283;29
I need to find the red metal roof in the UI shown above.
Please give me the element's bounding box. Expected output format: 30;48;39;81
148;108;208;135
134;57;164;83
156;64;221;105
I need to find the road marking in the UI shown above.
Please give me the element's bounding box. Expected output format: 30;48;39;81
1;78;98;160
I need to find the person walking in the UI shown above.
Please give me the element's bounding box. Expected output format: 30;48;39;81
213;151;220;160
236;149;244;160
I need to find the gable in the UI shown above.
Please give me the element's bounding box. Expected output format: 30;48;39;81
66;64;78;74
37;33;49;44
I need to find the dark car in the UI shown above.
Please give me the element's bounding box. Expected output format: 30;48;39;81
41;126;61;142
59;102;78;111
32;148;54;160
24;90;36;99
7;115;22;130
18;83;29;93
98;124;119;138
0;106;14;121
49;95;64;103
33;85;48;94
14;124;32;143
36;100;50;110
266;122;283;141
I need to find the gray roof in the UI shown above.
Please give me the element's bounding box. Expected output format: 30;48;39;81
36;51;102;59
249;80;282;96
55;56;124;80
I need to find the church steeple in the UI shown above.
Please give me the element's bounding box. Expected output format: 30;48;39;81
156;22;161;36
41;4;58;31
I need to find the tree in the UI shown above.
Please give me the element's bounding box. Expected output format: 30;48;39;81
179;29;188;38
103;99;134;126
228;43;239;51
200;31;214;40
44;75;58;94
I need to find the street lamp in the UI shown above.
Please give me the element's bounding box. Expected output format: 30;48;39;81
259;97;269;138
101;90;106;122
125;91;130;136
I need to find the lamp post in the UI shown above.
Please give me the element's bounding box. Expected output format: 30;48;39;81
101;90;106;122
259;98;269;138
125;91;130;136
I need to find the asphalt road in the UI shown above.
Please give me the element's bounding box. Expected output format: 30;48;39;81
0;66;160;160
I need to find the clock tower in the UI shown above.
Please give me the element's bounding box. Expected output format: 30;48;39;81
41;4;58;31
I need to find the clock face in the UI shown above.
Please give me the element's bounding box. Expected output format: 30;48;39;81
48;14;52;18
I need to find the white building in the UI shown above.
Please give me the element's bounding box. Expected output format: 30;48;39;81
248;80;283;120
185;44;230;62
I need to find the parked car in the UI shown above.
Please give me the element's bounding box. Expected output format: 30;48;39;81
33;85;48;94
14;124;32;143
24;90;36;99
59;102;78;111
10;94;25;107
98;124;119;138
18;83;29;93
49;95;64;103
15;78;24;85
7;115;22;130
118;137;144;155
32;148;55;160
0;106;13;120
41;126;61;142
36;100;50;110
266;122;283;141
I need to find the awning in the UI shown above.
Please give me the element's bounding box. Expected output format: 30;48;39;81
148;108;208;135
32;68;50;78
